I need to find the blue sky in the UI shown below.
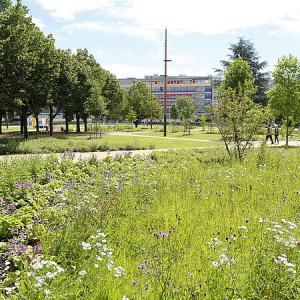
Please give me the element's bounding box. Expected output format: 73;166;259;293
16;0;300;79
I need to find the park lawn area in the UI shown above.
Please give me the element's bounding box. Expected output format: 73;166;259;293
102;134;223;149
133;128;223;140
0;133;223;154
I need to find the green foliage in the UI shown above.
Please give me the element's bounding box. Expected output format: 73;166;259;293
214;57;267;160
3;148;300;298
0;1;59;138
217;37;269;105
126;82;162;127
126;107;137;125
267;54;300;146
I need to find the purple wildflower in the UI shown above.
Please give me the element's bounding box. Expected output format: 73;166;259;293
245;218;250;222
33;244;42;254
187;273;194;278
15;182;22;189
0;198;3;203
18;244;27;254
131;280;136;286
137;264;146;269
283;195;288;198
174;289;179;293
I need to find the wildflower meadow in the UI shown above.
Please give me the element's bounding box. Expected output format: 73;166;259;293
1;146;300;299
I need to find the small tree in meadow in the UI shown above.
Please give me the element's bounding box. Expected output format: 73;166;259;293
213;57;267;160
176;96;196;135
200;113;207;131
170;103;179;132
266;54;300;147
126;108;137;130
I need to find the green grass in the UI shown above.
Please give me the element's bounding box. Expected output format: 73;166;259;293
0;131;223;155
133;128;223;140
2;147;300;299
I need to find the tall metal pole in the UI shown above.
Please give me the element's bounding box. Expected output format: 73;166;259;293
163;28;169;137
150;76;153;129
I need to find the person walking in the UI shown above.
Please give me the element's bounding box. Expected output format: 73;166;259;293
274;125;279;144
266;124;274;144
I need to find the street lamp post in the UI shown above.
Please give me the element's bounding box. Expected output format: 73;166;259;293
150;77;153;129
163;28;171;137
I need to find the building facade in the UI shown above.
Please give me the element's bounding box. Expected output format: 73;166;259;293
118;75;221;118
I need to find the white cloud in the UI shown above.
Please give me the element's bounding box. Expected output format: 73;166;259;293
268;30;284;38
96;50;108;57
170;53;196;66
34;0;117;20
33;0;300;37
118;24;159;43
64;21;113;32
102;63;163;79
63;21;159;43
31;16;45;30
103;63;214;79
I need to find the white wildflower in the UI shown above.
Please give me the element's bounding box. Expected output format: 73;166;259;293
287;268;297;274
44;289;51;295
80;242;92;250
4;287;16;295
79;270;87;276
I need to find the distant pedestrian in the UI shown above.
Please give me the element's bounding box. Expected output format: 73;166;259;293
266;124;273;144
274;125;279;144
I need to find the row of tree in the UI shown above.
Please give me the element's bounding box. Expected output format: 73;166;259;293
0;0;162;138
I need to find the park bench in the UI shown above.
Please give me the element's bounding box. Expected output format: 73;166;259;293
50;126;65;132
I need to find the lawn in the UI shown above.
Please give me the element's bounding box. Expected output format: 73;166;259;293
0;129;223;155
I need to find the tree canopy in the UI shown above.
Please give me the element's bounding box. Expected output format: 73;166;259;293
0;0;58;138
217;37;269;106
214;57;267;160
126;82;161;127
0;1;125;137
267;54;300;146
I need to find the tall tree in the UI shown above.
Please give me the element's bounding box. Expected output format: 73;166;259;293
266;54;300;147
176;96;196;135
126;82;161;127
102;71;126;120
72;49;106;132
51;49;78;135
217;37;269;106
0;0;58;138
214;57;267;160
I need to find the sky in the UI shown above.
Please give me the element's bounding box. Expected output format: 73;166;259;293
14;0;300;79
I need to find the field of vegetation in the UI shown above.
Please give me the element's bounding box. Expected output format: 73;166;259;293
0;126;223;155
1;143;300;299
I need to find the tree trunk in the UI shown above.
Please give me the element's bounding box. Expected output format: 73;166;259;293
35;115;40;132
22;106;28;139
49;106;53;137
0;111;4;135
65;114;69;134
286;116;289;147
20;116;24;134
76;114;80;133
83;115;88;132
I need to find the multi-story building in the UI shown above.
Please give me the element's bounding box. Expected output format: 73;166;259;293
118;75;221;118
